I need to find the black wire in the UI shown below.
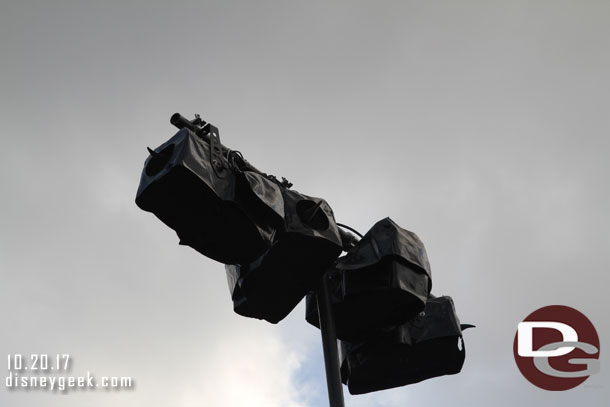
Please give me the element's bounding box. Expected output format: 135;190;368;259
336;223;364;239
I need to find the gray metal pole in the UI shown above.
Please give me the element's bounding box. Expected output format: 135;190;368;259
316;270;345;407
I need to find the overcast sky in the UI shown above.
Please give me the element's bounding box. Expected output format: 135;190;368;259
1;1;609;406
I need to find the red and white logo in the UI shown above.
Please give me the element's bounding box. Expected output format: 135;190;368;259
513;305;600;391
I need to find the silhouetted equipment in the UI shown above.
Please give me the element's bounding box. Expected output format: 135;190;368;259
226;189;343;323
306;217;432;342
136;127;283;264
137;113;344;323
339;295;474;395
136;113;474;405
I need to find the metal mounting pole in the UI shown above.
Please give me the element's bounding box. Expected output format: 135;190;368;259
316;269;345;407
